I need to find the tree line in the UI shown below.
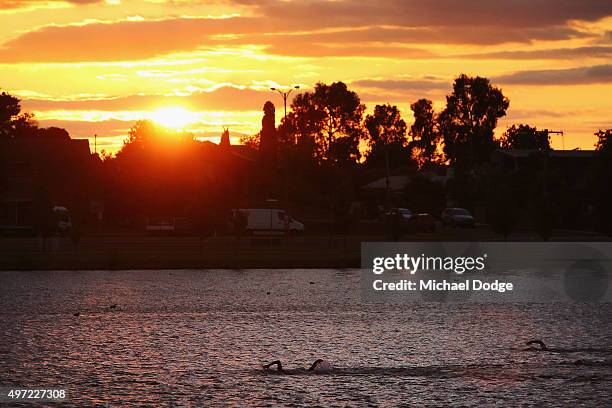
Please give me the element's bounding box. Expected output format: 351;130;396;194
242;74;554;172
1;75;611;238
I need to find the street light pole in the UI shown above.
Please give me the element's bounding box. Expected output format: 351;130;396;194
270;86;299;208
270;85;300;120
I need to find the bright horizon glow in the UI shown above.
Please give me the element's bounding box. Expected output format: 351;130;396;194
147;107;199;130
2;1;611;153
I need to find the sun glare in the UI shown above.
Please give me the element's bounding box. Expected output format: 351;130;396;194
148;107;199;130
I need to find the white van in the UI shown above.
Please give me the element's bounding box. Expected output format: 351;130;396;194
233;208;304;235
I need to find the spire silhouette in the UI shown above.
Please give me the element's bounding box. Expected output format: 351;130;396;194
220;127;230;147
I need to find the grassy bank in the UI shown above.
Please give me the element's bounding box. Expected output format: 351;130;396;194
0;226;609;270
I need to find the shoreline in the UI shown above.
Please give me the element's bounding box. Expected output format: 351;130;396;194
0;257;362;271
1;228;609;271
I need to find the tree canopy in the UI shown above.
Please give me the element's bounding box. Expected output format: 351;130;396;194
364;104;409;167
499;124;550;150
365;104;407;149
595;129;611;152
409;98;440;168
283;81;365;165
439;75;509;170
116;120;194;159
0;91;38;138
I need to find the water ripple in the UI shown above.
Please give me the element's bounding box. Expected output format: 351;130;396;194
0;269;610;406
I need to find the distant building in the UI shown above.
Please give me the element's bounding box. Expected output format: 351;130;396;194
491;148;596;194
210;129;258;198
0;136;94;232
361;175;410;194
491;148;597;227
360;170;447;207
491;148;595;171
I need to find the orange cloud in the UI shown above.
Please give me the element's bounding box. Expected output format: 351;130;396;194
1;2;609;63
0;0;101;9
0;17;256;62
495;64;612;85
247;0;612;28
459;46;612;60
21;86;277;111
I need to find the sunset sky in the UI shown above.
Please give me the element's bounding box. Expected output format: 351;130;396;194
1;0;611;153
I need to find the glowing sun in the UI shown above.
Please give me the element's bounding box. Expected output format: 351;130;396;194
148;107;199;129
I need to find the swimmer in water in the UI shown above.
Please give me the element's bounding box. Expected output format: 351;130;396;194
262;359;332;373
526;339;549;351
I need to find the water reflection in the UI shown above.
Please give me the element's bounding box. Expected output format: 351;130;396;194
0;269;610;406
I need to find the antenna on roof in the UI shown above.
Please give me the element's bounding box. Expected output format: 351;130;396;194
545;129;564;150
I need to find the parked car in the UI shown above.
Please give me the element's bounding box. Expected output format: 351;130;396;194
407;213;437;233
146;218;176;234
232;208;304;235
441;208;475;227
384;208;413;221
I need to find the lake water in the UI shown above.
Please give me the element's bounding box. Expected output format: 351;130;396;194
1;269;610;406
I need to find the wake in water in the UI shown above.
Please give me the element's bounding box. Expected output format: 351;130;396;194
261;361;509;377
259;360;612;384
525;339;612;353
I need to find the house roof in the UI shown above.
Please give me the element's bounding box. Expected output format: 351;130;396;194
361;175;409;192
494;149;595;159
229;145;257;162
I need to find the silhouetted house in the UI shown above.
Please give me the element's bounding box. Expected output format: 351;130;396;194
491;149;595;172
0;136;94;232
491;149;595;192
360;170;447;207
491;148;597;225
361;175;410;195
209;129;257;200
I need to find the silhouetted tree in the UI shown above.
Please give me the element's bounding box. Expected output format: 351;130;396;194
116;120;194;159
0;90;37;138
595;129;611;151
107;120;204;224
365;104;410;170
240;132;260;149
409;98;440;168
283;82;365;165
0;91;21;137
500;124;550;150
39;127;70;139
327;136;360;166
12;113;37;138
593;129;612;234
117;120;156;156
365;104;407;150
439;75;509;172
